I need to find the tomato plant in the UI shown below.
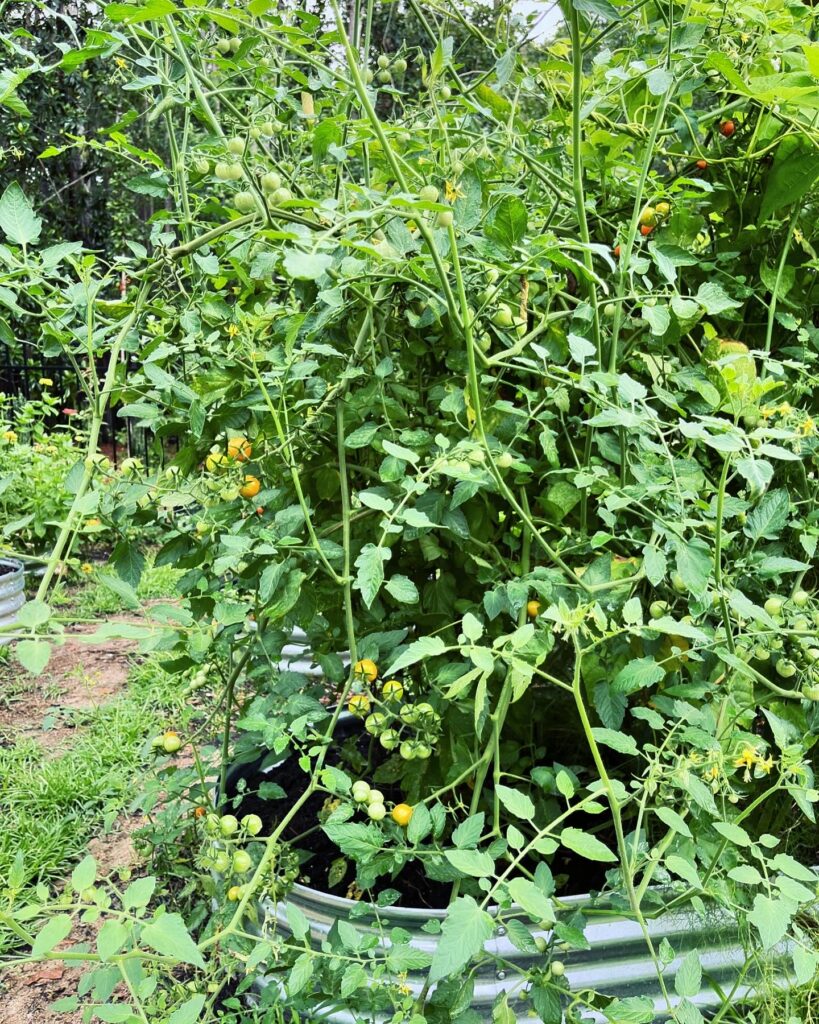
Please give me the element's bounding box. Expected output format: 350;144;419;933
2;0;819;1021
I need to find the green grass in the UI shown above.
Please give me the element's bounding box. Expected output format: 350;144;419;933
0;656;189;920
51;556;185;619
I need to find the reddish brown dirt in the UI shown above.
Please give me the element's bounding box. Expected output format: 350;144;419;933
0;625;137;751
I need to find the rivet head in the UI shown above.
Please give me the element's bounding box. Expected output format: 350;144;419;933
496;970;507;980
496;925;507;937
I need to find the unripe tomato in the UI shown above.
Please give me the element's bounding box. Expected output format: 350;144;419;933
414;742;432;760
368;790;384;806
719;119;736;138
776;659;797;679
229;37;240;53
162;730;181;754
399;703;418;725
793;590;810;608
803;685;819;701
215;162;234;180
260;121;276;136
354;658;378;682
382;678;404;701
391;803;413;827
419;185;439;203
753;645;770;662
365;712;386;735
400;740;416;760
261;172;283;193
220;815;239;837
440;85;452;100
348;693;371;716
527;600;541;618
638;206;657;227
534;936;548;953
764;596;785;618
216;38;232;54
367;802;387;821
242;814;263;836
270;186;292;205
551;961;566;977
227;136;245;155
212;851;230;874
193;158;210;175
649;601;668;620
377;54;390;69
233;850;253;873
655;201;671;218
380;729;400;750
394;58;407;74
497;452;514;469
493;304;514;328
436;209;454;229
352;781;371;803
603;302;616;318
671;572;687;594
377;69;392;84
233;191;256;212
806;648;819;664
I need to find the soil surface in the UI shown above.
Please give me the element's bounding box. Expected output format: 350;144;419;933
0;624;137;751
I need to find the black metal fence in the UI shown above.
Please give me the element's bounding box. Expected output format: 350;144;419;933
0;346;152;468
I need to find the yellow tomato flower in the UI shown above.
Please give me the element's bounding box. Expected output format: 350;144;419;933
757;755;774;775
227;324;240;337
734;746;759;770
799;418;815;437
2;430;17;443
444;179;465;203
81;563;93;574
38;377;53;387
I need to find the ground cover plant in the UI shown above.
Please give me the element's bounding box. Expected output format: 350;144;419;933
1;0;819;1021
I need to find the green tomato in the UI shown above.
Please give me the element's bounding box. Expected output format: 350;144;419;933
367;789;384;806
270;186;292;205
233;190;256;212
399;704;418;725
377;69;392;84
400;740;416;760
365;712;386;735
220;814;239;837
193;158;210;175
776;658;797;679
414;742;432;760
212;851;230;873
805;648;819;664
216;38;232;54
671;572;687;594
764;596;785;618
492;304;514;329
379;729;400;750
352;781;371;803
753;645;770;662
649;601;668;620
436;209;454;229
440;85;452;100
603;303;616;319
551;961;566;977
227;136;245;155
793;590;810;608
261;171;283;193
419;185;439;203
242;814;263;836
232;850;253;873
377;54;390;69
394;58;407;74
367;802;387;821
229;37;240;53
803;685;819;701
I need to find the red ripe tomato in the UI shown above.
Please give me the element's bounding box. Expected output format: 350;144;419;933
613;244;621;257
719;120;736;138
696;158;708;169
639;224;654;237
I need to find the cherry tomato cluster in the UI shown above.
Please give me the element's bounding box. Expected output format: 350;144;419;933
348;660;442;760
202;436;263;503
350;780;413;827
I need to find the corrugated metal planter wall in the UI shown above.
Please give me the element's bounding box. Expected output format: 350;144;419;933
0;558;25;643
256;881;795;1022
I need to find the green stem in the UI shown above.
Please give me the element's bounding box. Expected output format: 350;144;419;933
36;281;151;602
761;203;799;375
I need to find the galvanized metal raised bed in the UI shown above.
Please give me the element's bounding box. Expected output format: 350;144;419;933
235;636;797;1022
0;557;25;644
255;880;793;1022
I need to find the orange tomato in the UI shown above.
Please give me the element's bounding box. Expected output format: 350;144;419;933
239;475;261;499
228;436;252;461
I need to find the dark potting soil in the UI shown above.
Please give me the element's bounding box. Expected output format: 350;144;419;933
0;562;17;578
225;718;613;910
